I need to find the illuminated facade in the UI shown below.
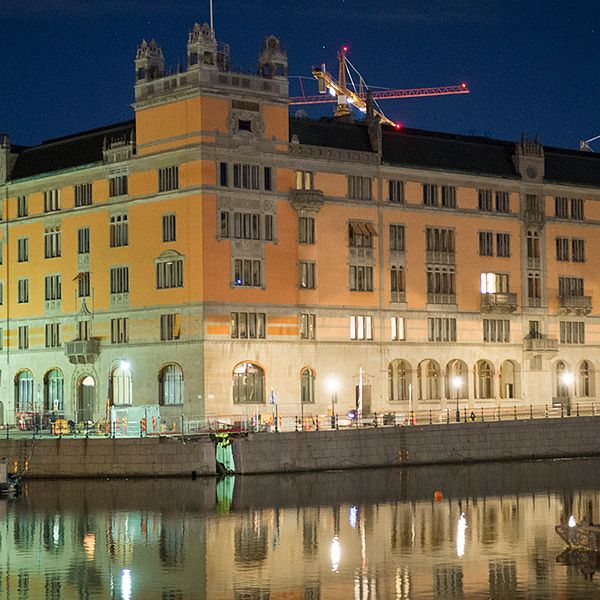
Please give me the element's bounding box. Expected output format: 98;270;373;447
2;23;600;424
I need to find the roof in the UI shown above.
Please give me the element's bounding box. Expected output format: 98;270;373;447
289;117;374;152
10;121;135;180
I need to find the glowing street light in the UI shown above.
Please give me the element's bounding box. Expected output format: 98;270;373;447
327;376;339;429
561;371;574;416
452;375;462;422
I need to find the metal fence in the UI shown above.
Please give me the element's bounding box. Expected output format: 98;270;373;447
2;401;597;439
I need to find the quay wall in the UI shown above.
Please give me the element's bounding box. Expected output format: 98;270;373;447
4;416;600;478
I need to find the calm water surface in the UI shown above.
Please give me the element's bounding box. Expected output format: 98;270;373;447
3;458;600;599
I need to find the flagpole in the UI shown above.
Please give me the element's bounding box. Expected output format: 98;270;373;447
209;0;214;30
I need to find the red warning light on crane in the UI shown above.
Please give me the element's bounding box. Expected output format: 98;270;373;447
394;122;403;130
341;45;349;53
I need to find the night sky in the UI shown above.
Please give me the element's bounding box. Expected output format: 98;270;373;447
1;0;599;150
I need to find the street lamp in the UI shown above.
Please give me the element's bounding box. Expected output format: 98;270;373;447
452;375;462;423
561;371;574;416
326;376;339;429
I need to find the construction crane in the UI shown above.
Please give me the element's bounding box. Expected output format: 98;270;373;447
290;46;469;127
580;134;600;151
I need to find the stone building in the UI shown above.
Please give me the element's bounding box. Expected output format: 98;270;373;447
1;23;600;425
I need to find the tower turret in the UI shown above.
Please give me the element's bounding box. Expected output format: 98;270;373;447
134;39;165;83
187;22;229;71
258;35;287;79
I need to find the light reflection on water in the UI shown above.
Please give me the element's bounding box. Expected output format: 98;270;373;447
2;459;600;598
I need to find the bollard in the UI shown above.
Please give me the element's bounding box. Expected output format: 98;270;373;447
530;404;533;419
577;403;580;417
446;408;450;424
594;403;596;417
497;407;501;421
335;414;339;430
514;405;517;420
481;408;484;422
561;404;564;418
429;410;432;424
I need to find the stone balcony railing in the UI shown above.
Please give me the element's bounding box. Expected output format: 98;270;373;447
558;294;592;315
288;189;325;212
523;335;558;354
480;292;518;313
65;339;101;365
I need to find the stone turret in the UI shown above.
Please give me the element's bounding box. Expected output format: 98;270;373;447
258;35;287;79
187;22;229;71
134;39;165;83
513;135;545;182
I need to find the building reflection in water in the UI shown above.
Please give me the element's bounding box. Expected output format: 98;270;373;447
1;461;600;598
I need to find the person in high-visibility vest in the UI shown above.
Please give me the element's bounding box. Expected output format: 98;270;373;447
215;432;235;475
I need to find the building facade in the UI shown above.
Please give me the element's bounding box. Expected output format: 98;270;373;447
1;23;600;425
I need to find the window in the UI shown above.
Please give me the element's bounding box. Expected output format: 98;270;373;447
109;174;128;197
159;364;184;405
571;198;584;220
233;259;261;287
110;318;129;344
558;276;584;297
348;176;372;200
296;171;314;190
427;267;456;298
479;231;493;256
495;191;510;213
299;216;315;244
496;233;510;257
18;278;29;303
427;317;456;342
300;313;316;340
527;230;540;259
110;364;132;404
45;324;61;348
299;261;316;289
44;226;61;258
391;316;406;341
17;195;28;217
220;211;230;238
264;215;274;241
77;320;90;341
560;321;585;344
483;319;510;342
233;163;259;190
301;368;316;404
238;118;252;132
263;166;272;191
555;196;569;218
77;272;90;298
556;237;569;261
349;265;373;291
230;312;266;339
17;237;28;262
478;189;493;211
16;370;33;410
44;189;60;212
18;326;29;349
390;266;405;296
349;222;376;248
162;214;176;242
527;272;541;305
157;258;184;289
78;228;90;254
426;227;455;253
388;360;409;401
480;272;509;294
44;275;62;301
526;194;543;214
572;238;585;262
233;212;261;240
389;224;405;251
441;185;456;208
232;362;264;404
219;162;228;186
476;361;494;399
160;314;181;341
74;183;92;207
423;184;438;206
110;215;128;247
388;179;404;204
110;266;129;294
158;166;179;192
0;281;3;305
349;315;373;340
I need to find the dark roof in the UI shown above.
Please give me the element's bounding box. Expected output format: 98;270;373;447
289;117;374;152
11;121;135;180
545;147;600;187
382;126;518;178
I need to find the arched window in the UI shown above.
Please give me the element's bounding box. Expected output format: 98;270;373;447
44;369;64;412
556;361;569;398
446;360;468;399
500;361;520;399
110;364;132;406
476;360;494;399
578;361;594;398
15;370;34;412
233;362;264;404
388;360;410;401
300;368;315;404
418;360;440;400
160;364;184;405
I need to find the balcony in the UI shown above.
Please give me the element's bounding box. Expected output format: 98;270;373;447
65;338;100;364
426;250;455;265
480;292;517;313
391;291;406;303
427;292;456;305
288;189;325;212
523;334;558;354
349;246;374;260
558;294;592;315
523;208;544;223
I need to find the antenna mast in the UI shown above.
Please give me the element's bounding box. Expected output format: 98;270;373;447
209;0;214;30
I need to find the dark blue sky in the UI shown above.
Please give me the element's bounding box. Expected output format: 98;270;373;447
1;0;598;150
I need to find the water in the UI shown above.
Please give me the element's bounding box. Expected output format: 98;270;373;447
3;458;600;599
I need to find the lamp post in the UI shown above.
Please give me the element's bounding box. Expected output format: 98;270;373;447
326;376;339;429
452;375;462;423
561;371;574;416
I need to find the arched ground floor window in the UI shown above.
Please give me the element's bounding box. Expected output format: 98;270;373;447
233;362;264;404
